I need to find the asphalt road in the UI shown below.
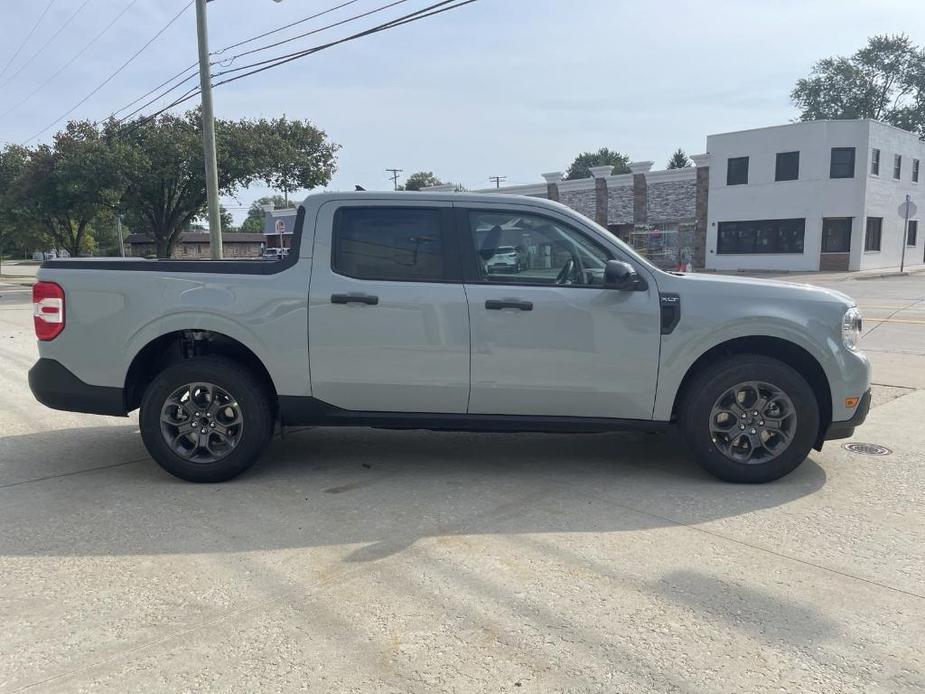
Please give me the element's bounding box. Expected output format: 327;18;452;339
0;269;923;693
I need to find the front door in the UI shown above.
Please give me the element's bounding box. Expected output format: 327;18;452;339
308;202;469;413
459;206;661;421
820;218;852;271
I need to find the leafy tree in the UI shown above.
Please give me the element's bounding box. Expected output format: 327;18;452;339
402;171;443;191
108;111;338;257
11;122;125;257
667;148;691;169
792;34;925;137
564;148;631;179
240;194;294;233
220;205;235;232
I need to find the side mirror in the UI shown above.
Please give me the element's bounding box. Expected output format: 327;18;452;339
604;260;646;291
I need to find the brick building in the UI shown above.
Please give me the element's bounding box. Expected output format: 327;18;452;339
126;232;266;259
472;157;710;270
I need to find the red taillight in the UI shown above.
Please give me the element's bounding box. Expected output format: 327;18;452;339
33;281;65;341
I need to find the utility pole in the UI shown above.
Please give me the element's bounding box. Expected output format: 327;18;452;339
196;0;223;259
116;214;125;258
489;175;507;189
386;168;403;191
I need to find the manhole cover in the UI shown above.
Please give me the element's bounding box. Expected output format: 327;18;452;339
842;442;892;456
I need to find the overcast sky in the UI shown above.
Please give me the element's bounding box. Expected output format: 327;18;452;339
1;0;923;222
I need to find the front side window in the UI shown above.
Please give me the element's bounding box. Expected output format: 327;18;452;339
727;156;749;185
913;158;920;183
865;217;882;252
830;147;855;178
821;218;852;253
333;207;447;281
716;219;805;254
908;220;918;246
775;151;799;181
871;148;881;175
467;211;611;287
894;154;902;180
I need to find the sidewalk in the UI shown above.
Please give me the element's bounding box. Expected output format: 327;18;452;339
699;265;925;283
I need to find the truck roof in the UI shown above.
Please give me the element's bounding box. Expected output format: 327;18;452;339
299;190;563;210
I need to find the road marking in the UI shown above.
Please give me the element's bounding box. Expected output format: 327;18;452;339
864;317;925;325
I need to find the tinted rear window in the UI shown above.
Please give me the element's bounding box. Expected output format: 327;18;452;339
333;207;446;281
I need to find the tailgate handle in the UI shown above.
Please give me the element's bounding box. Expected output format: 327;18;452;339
331;293;379;306
485;299;533;311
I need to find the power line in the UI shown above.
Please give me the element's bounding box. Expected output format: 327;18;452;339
211;0;476;84
212;0;412;66
23;1;194;144
0;0;140;122
0;0;95;90
114;0;480;138
0;0;59;83
108;0;370;126
211;0;363;55
489;175;506;188
112;64;199;123
386;168;403;190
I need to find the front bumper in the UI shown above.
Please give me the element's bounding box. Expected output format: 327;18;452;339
824;388;871;441
29;358;127;417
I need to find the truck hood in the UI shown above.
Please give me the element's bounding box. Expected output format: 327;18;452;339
663;272;856;307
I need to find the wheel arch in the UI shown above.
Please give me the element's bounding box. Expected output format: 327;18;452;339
671;335;832;450
124;330;278;414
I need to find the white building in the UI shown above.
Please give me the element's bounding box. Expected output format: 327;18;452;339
705;120;923;272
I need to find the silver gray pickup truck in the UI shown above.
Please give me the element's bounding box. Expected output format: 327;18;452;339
29;192;870;484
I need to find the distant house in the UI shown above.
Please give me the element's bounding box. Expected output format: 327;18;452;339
126;232;266;258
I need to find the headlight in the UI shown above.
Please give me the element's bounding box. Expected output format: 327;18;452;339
842;307;863;351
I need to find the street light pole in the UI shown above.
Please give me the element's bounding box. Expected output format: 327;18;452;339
195;0;223;260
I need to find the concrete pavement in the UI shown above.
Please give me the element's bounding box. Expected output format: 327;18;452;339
1;273;923;693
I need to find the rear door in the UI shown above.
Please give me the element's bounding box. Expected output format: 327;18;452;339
308;201;469;413
458;204;661;420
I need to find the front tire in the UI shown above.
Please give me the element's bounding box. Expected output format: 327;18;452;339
139;356;274;482
680;355;819;483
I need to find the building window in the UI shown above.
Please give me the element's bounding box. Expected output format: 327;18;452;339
871;148;880;175
775;151;799;181
333;207;449;282
908;220;918;246
894;154;902;179
830;147;855;178
913;159;920;183
726;156;749;185
716;219;805;254
821;218;852;253
865;217;882;252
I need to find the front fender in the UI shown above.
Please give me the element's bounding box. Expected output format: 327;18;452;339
653;314;843;422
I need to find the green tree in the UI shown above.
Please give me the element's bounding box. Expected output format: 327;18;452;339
402;171;443;191
239;194;294;233
564;148;631;179
792;34;925;137
11;122;125;257
109;111;338;257
667;148;691;169
220;205;235;232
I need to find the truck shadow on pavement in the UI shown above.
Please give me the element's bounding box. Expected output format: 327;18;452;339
0;423;827;559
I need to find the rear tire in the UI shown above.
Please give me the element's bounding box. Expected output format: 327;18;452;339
139;356;274;483
680;355;819;483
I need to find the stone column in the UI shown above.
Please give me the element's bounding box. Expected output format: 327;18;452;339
541;171;563;202
629;161;652;226
589;166;612;226
690;153;711;269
